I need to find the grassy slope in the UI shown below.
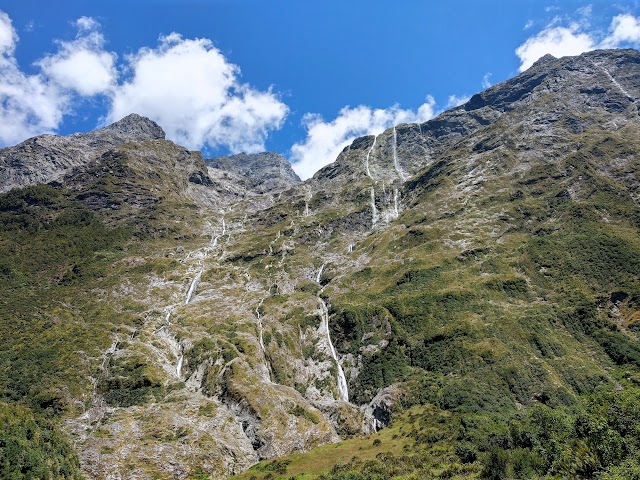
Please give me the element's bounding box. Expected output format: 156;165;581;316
0;156;208;477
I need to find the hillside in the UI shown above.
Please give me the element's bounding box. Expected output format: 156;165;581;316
0;49;639;479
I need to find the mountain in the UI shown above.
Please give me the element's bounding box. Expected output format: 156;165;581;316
0;49;639;480
206;152;301;194
0;114;166;193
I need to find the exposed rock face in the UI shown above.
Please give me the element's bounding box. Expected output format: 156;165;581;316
206;152;301;193
0;114;166;193
311;48;639;190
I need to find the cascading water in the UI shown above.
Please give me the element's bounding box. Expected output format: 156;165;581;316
318;298;349;402
393;189;399;218
593;61;633;99
254;297;272;381
176;347;184;378
370;187;378;227
185;268;202;304
365;135;377;179
316;263;326;283
392;126;407;181
164;306;173;324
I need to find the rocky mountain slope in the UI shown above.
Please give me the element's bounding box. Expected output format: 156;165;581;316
206;152;301;194
0;49;639;480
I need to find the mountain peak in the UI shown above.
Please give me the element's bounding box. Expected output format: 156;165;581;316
99;113;166;141
531;53;557;68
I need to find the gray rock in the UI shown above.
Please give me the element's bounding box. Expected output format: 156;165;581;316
206;152;301;194
0;113;165;193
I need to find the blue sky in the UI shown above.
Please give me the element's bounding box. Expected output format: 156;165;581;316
1;1;639;178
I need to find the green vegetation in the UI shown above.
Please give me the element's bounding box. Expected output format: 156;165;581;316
0;402;82;479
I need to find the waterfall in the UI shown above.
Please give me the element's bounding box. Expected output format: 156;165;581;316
393;189;399;218
256;298;267;354
304;202;310;217
365;135;377;179
185;268;202;304
593;61;633;100
371;187;378;226
176;348;184;378
318;298;349;402
221;217;226;236
316;263;326;283
393;126;407;181
347;243;354;253
164;306;173;324
255;297;271;382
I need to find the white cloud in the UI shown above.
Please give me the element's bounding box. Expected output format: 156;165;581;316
601;13;640;48
515;23;595;71
0;11;17;55
516;13;640;72
0;13;119;145
0;12;66;145
0;11;289;153
290;98;435;180
76;16;99;32
108;33;288;153
446;95;470;108
481;72;492;89
38;19;116;96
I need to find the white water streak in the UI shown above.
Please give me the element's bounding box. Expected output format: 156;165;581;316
185;268;202;304
318;298;348;402
176;349;184;377
393;189;399;218
393;126;407;181
316;263;326;283
371;187;378;227
365;135;377;179
594;62;633;99
255;296;271;382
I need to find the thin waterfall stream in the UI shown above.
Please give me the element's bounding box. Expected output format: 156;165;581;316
392;126;407;181
318;297;349;402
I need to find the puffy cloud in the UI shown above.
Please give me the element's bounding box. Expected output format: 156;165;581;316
446;95;470;108
108;33;288;152
38;19;116;96
0;12;66;145
516;23;595;71
482;72;492;89
0;13;118;145
601;14;640;48
516;13;640;72
290;98;435;180
0;11;17;54
0;10;287;153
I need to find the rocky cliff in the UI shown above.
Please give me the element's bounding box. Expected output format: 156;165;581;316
206;152;301;193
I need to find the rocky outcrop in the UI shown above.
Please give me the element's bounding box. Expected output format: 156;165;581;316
206;152;301;194
0;114;166;193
